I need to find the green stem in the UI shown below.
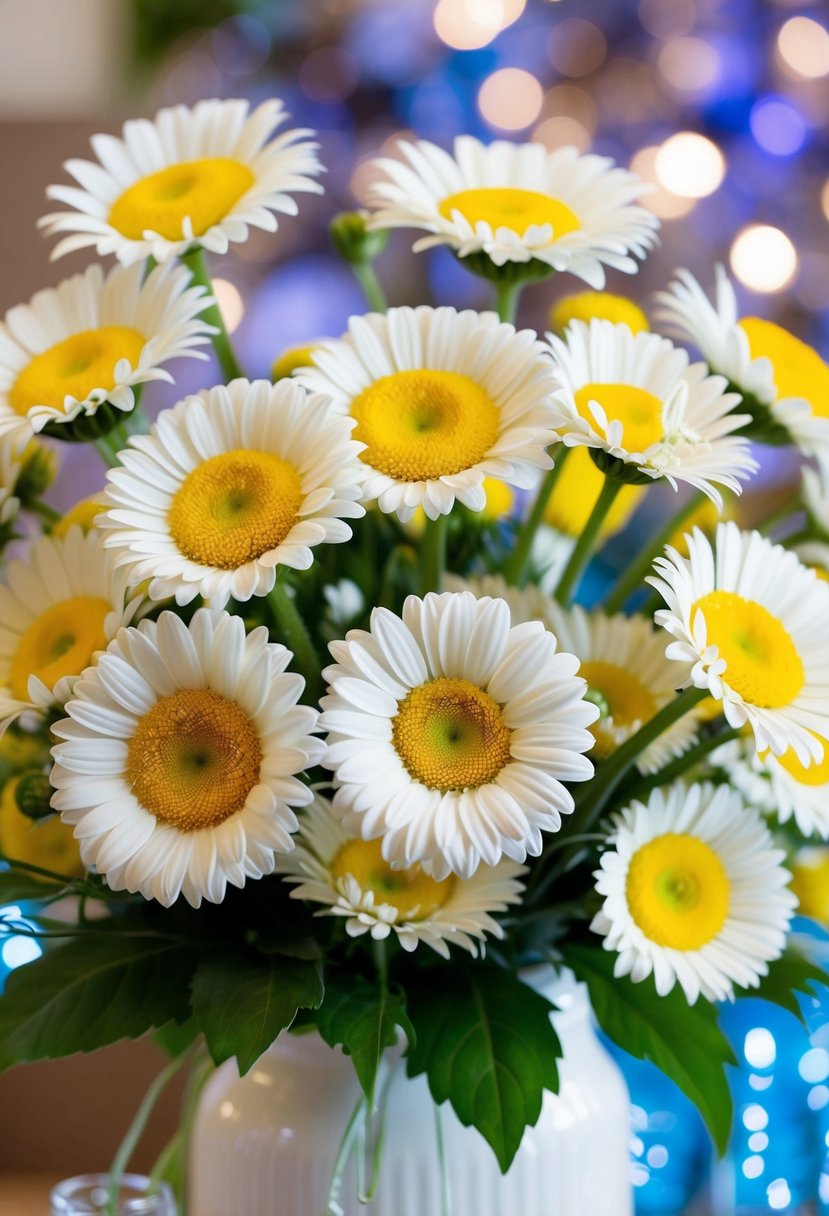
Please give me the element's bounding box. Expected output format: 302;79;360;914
553;476;623;607
94;434;122;469
626;724;741;802
107;1049;191;1216
419;512;448;596
29;500;62;527
503;446;570;588
148;1053;213;1210
494;280;521;324
352;261;387;312
0;855;79;885
180;247;244;381
434;1104;452;1216
268;581;323;705
602;489;704;615
325;1095;366;1216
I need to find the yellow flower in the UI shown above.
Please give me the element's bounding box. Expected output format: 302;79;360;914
53;495;106;538
271;342;326;382
549;291;649;336
544;444;644;539
0;775;84;877
791;849;829;924
0;728;48;772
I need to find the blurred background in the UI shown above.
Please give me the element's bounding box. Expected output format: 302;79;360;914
1;0;829;1211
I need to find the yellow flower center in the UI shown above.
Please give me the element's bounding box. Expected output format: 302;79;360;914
330;836;455;919
168;450;303;570
392;677;512;792
814;566;829;584
543;444;644;539
574;382;664;452
626;832;730;950
54;496;106;539
739;318;829;418
439;188;580;241
550;292;649;335
791;852;829;924
9;595;111;700
580;660;657;759
108;158;255;241
271;343;320;381
351;370;500;482
9;328;145;417
692;590;804;709
0;776;84;877
126;688;262;831
773;732;829;786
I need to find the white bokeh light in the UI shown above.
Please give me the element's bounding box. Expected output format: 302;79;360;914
478;68;544;130
730;225;798;293
778;16;829;79
212;278;245;335
655;132;725;199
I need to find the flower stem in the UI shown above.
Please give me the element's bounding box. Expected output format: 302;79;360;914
268;581;323;705
494;279;522;324
419;512;448;595
325;1094;366;1216
180;246;244;382
626;723;741;802
504;446;570;588
553;475;623;607
602;489;704;615
352;261;388;312
107;1048;191;1216
94;434;122;469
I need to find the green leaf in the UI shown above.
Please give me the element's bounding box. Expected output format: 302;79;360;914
0;935;194;1071
0;869;71;903
192;953;323;1075
406;964;561;1173
317;974;414;1103
743;948;829;1024
152;1017;199;1059
564;944;736;1155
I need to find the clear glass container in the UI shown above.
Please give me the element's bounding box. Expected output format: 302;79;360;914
50;1174;176;1215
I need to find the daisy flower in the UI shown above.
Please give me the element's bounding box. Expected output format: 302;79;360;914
0;261;214;448
295;306;559;523
40;98;323;266
655;265;829;463
97;378;365;607
650;522;829;762
319;591;598;879
0;441;23;532
799;466;829;579
279;792;526;958
0;527;140;735
721;731;829;840
366;136;658;288
591;781;796;1003
549;291;649;336
547;320;755;507
50;608;324;908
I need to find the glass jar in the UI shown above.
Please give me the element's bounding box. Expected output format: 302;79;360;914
49;1174;176;1215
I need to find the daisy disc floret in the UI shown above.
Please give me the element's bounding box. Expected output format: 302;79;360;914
591;781;796;1003
98;378;366;607
320;591;598;879
40;98;323;266
50;608;324;908
655;265;829;461
295;306;560;522
547;319;755;506
651;521;829;762
0;527;141;735
0;262;214;448
366;136;659;288
280;792;526;958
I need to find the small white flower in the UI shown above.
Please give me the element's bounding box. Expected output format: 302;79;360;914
592;781;796;1003
279;792;526;958
51;608;324;908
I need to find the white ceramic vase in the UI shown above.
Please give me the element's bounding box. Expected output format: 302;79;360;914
189;966;632;1216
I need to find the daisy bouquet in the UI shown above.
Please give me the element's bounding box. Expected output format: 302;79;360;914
1;101;828;1207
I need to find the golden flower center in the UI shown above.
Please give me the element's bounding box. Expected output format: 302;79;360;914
626;832;730;950
168;449;303;570
330;836;455;920
692;590;804;709
774;732;829;787
580;660;657;759
551;292;649;335
392;676;512;792
439;188;580;241
9;595;110;700
108;157;255;240
351;369;500;482
574;382;664;452
9;327;145;417
739;317;829;419
0;776;84;877
543;444;644;539
126;688;262;831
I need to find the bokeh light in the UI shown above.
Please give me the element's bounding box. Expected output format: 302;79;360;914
478;67;543;130
658;37;721;95
655;132;726;199
750;96;806;156
730;225;798;293
777;16;829;79
434;0;526;51
212;279;245;335
548;18;607;77
631;146;696;219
